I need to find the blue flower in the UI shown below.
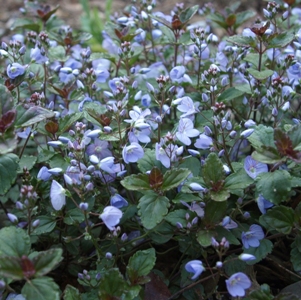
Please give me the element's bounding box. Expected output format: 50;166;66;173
110;194;128;209
7;63;26;79
257;194;274;214
50;180;66;211
100;206;123;230
122;142;144;164
194;133;213;149
86;138;112;160
170;66;186;82
185;260;205;280
225;272;251;297
30;45;48;64
241;224;264;249
244;156;268;179
176;118;199;146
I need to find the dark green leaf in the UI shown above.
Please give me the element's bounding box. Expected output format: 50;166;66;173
15;105;55;128
0;256;24;280
138;149;164;173
64;208;85;225
165;209;188;227
227;35;258;47
121;173;150;191
57;112;83;135
22;277;60;300
203;200;227;225
127;248;156;283
138;191;170;229
202;153;225;188
63;285;81;300
267;33;295;49
11;18;41;31
32;216;57;235
0;153;19;195
18;155;37;173
0;136;18;155
225;167;253;196
98;268;126;298
179;157;201;177
210;189;230;202
161;168;190;191
48;45;68;61
0;226;30;257
196;230;215;247
260;206;294;234
256;170;291;204
244;239;273;265
33;248;63;277
216;226;240;245
291;241;301;272
235;10;257;27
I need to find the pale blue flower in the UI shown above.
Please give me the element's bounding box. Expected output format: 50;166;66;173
194;134;213;149
244;156;268;179
100;206;123;230
185;260;205;280
122;142;144;164
155;141;178;168
176;118;199;146
7;63;26;79
226;272;251;297
257;194;274;214
110;194;128;209
50;180;66;210
30;45;48;64
241;224;265;249
86;138;112;160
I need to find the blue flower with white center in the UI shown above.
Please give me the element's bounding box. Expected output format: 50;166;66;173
226;272;251;297
7;63;26;79
241;224;265;249
244;156;268;179
185;260;205;280
122;142;144;164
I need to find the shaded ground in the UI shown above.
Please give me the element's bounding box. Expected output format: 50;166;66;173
0;0;263;37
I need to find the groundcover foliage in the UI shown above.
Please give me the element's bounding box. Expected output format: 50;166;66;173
1;0;301;298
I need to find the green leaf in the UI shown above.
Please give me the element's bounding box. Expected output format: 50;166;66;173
196;230;215;247
259;206;294;234
98;268;126;298
203;200;227;225
11;18;41;31
225;167;253;196
227;35;257;47
138;191;170;229
0;226;31;257
210;189;230;202
148;222;174;244
243;53;260;69
32;216;57;235
63;285;81;300
291;240;301;272
244;239;273;265
179;5;199;23
64;208;85;225
161;168;190;191
252;149;282;164
255;170;291;204
202;153;225;188
48;45;69;61
57;112;83;135
180;157;201;177
288;124;301;149
22;277;60;300
165;209;188;227
138;149;164;173
33;248;63;277
217;87;245;102
216;226;240;245
267;33;295;49
0;153;19;195
248;69;273;80
18;155;37;173
15;105;55;128
0;256;24;280
127;248;156;283
121;173;150;191
0;136;18;155
235;10;257;27
247;284;274;300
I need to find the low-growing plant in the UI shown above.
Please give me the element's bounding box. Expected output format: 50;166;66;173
0;0;301;299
